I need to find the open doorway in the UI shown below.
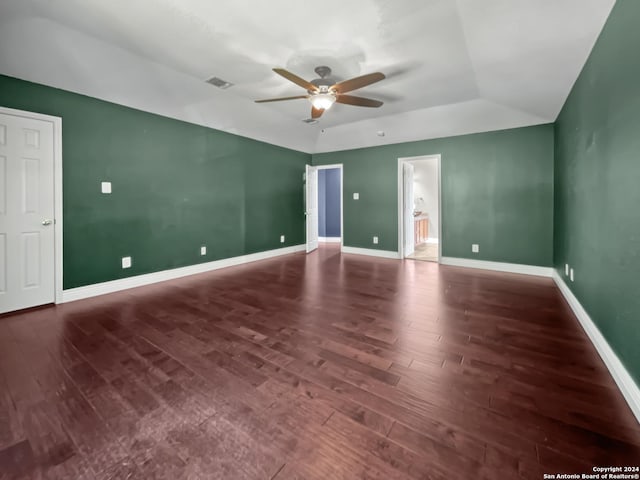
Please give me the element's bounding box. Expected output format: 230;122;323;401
317;165;343;246
306;164;343;252
397;155;441;262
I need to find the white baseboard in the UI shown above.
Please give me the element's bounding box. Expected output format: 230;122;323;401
553;271;640;424
341;246;401;259
440;257;553;277
62;244;306;303
319;236;341;243
426;238;439;244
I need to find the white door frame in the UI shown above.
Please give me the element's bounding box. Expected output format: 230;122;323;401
305;165;318;253
0;106;63;305
315;164;344;248
397;154;441;262
402;162;415;257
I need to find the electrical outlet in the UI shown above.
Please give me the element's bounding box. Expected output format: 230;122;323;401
472;244;479;253
200;246;207;256
353;192;359;200
280;235;285;243
373;236;378;244
101;181;112;194
565;264;569;276
570;268;574;282
121;256;132;269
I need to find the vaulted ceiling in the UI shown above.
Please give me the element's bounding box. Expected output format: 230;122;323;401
0;0;615;153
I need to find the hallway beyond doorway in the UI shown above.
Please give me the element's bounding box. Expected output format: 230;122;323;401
407;242;439;262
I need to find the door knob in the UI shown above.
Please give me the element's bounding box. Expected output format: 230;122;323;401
42;219;53;226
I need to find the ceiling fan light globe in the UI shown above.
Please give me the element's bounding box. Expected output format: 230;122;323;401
310;93;336;110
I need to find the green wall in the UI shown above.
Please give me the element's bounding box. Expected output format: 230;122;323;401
313;125;554;266
0;75;309;289
554;1;640;383
2;4;636;387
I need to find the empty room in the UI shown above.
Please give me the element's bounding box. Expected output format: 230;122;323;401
1;1;639;478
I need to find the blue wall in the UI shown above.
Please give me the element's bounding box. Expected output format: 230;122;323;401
318;170;327;237
318;168;341;238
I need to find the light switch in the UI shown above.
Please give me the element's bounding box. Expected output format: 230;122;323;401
101;182;112;194
353;193;359;200
121;256;132;269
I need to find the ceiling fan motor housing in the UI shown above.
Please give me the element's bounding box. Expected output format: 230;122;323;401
310;66;336;90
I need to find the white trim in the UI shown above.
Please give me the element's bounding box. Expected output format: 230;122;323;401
398;154;442;262
553;271;640;424
305;164;319;253
319;236;341;243
315;164;343;249
62;244;306;303
0;106;64;305
440;257;553;277
341;246;401;259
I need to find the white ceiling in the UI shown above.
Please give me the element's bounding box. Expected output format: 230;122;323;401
0;0;615;153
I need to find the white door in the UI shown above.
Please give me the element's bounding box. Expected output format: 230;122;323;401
403;162;415;257
305;164;318;253
0;113;55;314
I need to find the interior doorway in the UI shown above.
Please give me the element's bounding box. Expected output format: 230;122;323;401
317;166;342;245
0;106;63;314
397;155;441;262
305;164;343;253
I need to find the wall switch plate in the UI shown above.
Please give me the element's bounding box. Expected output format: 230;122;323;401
200;246;207;256
373;236;379;244
565;264;570;276
472;244;479;253
353;193;359;200
121;256;132;269
570;268;574;282
101;181;112;194
280;235;285;243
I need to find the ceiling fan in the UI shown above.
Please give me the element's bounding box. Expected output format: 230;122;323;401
255;66;385;119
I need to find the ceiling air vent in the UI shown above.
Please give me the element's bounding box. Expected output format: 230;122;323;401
302;119;318;125
206;76;233;89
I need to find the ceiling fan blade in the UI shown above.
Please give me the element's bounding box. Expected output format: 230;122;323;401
273;68;319;92
332;72;385;93
311;106;325;119
255;95;308;103
335;94;383;108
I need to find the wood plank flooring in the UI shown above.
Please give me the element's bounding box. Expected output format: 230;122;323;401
1;244;639;479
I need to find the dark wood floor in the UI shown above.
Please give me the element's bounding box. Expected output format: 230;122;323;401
1;245;639;479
